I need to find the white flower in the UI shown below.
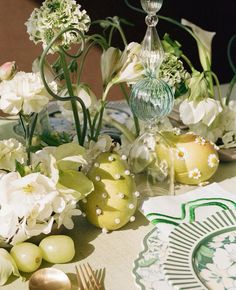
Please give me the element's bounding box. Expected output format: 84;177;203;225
0;139;26;171
179;98;222;126
25;0;90;51
0;72;56;115
176;147;188;160
208;154;219;168
58;85;97;122
200;263;234;290
0;61;17;81
54;200;81;229
181;19;215;70
195;136;206;145
188;168;201;180
0;205;18;242
111;42;144;85
0;172;58;218
213;245;236;270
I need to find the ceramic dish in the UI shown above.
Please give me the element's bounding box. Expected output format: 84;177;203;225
133;184;236;290
163;209;236;290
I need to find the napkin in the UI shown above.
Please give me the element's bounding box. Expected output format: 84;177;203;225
140;181;236;239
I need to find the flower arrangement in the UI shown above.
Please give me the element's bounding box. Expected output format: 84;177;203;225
0;0;235;283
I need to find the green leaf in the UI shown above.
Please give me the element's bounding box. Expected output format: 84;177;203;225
59;170;94;198
187;70;209;101
174;82;189;98
15;160;25;177
162;34;183;57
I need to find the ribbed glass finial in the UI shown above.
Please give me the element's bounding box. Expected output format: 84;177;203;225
129;0;174;123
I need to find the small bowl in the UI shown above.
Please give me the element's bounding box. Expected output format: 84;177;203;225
29;268;71;290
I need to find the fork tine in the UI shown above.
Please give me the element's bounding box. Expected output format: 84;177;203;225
83;263;95;289
75;265;85;290
79;264;91;289
86;263;100;289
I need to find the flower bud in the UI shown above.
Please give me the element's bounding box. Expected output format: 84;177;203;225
0;61;17;81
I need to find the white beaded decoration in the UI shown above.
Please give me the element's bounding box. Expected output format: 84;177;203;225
108;156;114;161
82;198;87;203
94;162;100;168
121;155;127;160
102;228;108;234
96;208;102;216
117;192;125;199
130;216;136;222
124;170;131;176
115;218;121;225
134;191;140;197
129;203;135;210
95;176;101;181
102;192;108;199
82;212;86;217
114;173;121;180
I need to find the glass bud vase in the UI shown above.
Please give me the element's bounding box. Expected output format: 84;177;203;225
129;127;175;197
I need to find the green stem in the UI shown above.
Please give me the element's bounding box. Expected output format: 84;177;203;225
103;114;136;143
94;101;106;141
119;83;140;137
115;24;128;46
108;26;115;46
209;71;223;108
227;35;236;74
226;74;236;105
181;54;195;72
59;48;82;144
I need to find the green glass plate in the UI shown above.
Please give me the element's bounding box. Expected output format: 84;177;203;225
163;209;236;290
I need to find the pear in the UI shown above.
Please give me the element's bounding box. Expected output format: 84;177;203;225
81;152;139;231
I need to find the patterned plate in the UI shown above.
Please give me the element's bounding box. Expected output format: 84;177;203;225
133;184;236;290
163;209;236;290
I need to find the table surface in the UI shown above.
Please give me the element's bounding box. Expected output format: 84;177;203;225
3;84;236;290
2;161;236;290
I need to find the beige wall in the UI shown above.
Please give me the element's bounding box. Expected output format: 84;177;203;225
0;0;121;100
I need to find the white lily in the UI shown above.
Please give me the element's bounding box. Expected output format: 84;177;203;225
101;47;121;86
181;19;216;71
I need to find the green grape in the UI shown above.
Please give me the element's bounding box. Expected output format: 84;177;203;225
39;235;75;264
10;242;42;273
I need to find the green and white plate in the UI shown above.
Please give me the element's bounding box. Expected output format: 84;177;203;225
163;209;236;290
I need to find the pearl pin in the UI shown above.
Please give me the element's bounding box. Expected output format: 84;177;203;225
115;218;121;225
94;162;100;168
121;155;127;160
118;192;125;199
82;198;87;203
108;156;114;161
114;173;121;180
130;216;136;222
102;193;108;199
96;208;102;216
134;191;140;198
124;170;131;176
95;176;101;181
129;203;135;210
